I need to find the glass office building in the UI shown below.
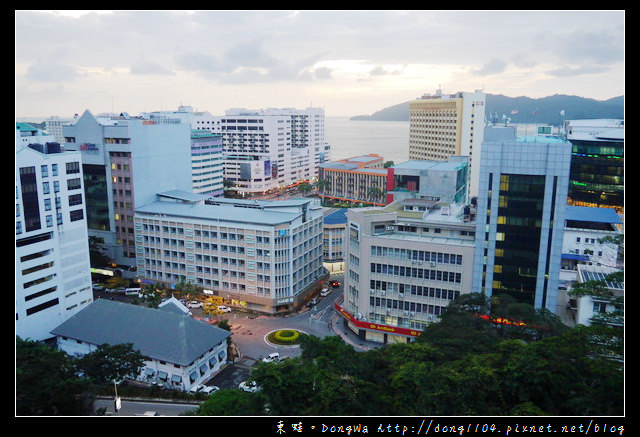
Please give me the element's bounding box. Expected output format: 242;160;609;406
472;127;571;312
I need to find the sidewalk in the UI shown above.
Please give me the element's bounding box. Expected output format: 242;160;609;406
329;311;381;352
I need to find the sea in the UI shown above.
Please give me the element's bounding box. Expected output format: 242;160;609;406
325;117;410;164
325;117;560;164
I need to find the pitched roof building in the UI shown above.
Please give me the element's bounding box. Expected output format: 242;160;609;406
51;299;230;391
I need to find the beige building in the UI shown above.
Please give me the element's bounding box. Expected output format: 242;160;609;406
408;89;485;197
337;200;477;344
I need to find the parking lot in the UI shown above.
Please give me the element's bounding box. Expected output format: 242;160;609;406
204;359;255;390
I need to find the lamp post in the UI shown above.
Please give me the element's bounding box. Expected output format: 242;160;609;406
113;380;121;415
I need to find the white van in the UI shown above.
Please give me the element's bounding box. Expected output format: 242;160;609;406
217;305;232;313
124;287;142;296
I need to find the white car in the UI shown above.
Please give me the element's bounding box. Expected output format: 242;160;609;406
320;288;331;297
239;381;260;393
201;385;219;394
262;352;280;363
188;301;203;309
217;305;232;313
189;384;206;393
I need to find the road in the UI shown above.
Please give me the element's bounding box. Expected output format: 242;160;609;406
220;273;344;361
93;398;198;416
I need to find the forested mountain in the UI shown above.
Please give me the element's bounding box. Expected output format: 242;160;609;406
351;94;624;126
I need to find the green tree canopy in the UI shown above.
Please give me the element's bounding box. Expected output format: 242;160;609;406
75;343;148;384
16;337;93;415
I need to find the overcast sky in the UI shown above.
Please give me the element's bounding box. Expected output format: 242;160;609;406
15;10;625;118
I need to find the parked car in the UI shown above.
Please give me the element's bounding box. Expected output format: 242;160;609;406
189;384;206;393
92;283;104;291
188;301;203;309
262;352;280;363
239;381;260;393
320;288;331;297
217;305;232;313
306;298;317;307
201;385;219;394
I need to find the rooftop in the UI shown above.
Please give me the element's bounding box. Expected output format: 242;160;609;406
51;299;230;366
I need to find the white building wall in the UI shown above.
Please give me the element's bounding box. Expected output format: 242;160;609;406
16;132;93;341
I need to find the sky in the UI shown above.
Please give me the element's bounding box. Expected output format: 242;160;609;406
15;10;625;119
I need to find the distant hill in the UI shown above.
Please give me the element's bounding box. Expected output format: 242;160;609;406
351;94;624;126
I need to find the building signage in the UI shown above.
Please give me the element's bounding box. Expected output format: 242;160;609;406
79;143;99;152
334;301;421;338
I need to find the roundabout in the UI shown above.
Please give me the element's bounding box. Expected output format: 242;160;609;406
264;328;306;347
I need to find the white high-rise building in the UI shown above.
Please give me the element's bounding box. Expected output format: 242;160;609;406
192;107;331;195
16;123;93;341
409;89;486;197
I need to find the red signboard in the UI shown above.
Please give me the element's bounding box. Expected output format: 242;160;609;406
334;301;422;337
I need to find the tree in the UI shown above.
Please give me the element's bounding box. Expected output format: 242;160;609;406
367;186;384;203
297;181;313;196
16;337;93;415
383;161;394;168
75;343;148;384
88;236;111;268
194;389;265;415
314;178;331;194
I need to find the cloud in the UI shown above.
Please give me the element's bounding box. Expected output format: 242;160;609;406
472;58;508;76
313;67;333;80
130;61;174;76
546;65;611;77
26;60;84;82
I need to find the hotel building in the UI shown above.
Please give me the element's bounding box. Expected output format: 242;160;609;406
134;191;324;314
408;89;486;197
63;110;193;269
16;123;93;341
472;126;571;312
338;200;477;344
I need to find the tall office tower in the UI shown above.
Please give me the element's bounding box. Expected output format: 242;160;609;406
134;191;324;314
339;200;477;344
63;110;192;269
16;123;93;341
564;119;624;213
472;126;571;313
408;89;485;197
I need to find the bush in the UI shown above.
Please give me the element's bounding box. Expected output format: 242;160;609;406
269;330;301;345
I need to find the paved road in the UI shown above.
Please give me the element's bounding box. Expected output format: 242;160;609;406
93;398;198;416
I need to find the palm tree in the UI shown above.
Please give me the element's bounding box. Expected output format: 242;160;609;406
367;186;384;203
314;178;331;195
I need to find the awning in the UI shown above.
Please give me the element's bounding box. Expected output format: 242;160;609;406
200;364;208;374
562;253;590;261
189;371;198;382
208;356;217;367
157;371;168;380
144;368;155;376
171;374;182;383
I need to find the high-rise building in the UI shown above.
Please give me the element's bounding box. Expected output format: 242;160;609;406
472;126;571;312
16;123;93;341
193;107;330;195
408;89;485;197
134;191;325;314
190;130;224;197
564;119;624;213
63;110;193;269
